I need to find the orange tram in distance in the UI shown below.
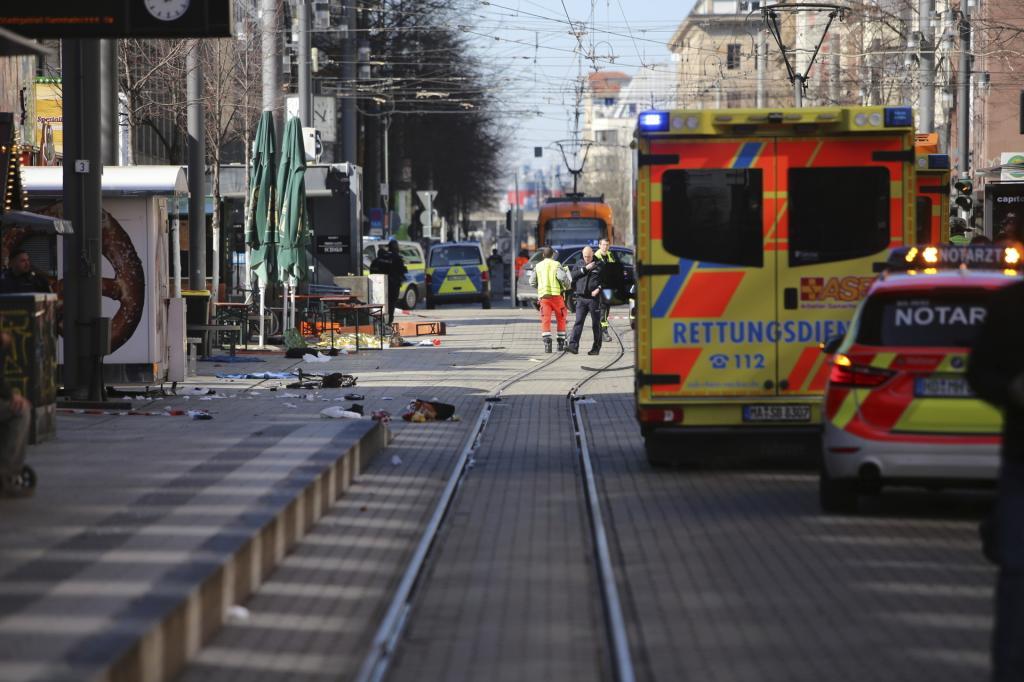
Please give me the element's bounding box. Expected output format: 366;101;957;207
537;194;615;246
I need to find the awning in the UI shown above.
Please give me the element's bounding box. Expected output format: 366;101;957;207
0;209;73;234
0;27;53;57
23;165;188;197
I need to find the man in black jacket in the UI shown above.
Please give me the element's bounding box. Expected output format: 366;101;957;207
567;246;603;355
370;240;407;325
967;272;1024;681
0;249;51;294
0;329;32;497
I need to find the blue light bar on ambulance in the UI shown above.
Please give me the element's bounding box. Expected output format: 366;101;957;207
638;111;669;132
879;245;1023;272
884;106;914;127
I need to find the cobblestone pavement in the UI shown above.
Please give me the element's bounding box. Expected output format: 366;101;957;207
580;325;996;682
175;305;589;682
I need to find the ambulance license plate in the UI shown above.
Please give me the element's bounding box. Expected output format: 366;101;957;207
915;376;974;398
742;404;811;422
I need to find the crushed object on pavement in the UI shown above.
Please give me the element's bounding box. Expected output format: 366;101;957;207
320;406;363;419
402;399;456;422
187;409;213;420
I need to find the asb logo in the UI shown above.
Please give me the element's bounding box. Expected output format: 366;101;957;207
800;276;873;302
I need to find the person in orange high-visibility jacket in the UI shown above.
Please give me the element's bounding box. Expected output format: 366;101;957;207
528;246;570;353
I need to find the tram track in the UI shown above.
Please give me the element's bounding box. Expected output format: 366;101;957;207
353;322;636;682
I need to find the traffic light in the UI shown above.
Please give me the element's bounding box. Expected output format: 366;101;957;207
954;176;973;212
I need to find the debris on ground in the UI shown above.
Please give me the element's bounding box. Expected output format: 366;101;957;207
225;605;250;622
401;399;456;422
216;371;293;379
182;386;214;395
344;393;365;401
346;403;364;415
319;406;363;419
390;455;402;466
187;409;213;420
371;410;391;423
200;355;266;363
303;352;331;363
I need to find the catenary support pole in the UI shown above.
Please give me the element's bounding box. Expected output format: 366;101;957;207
298;0;311;127
342;1;357;164
756;29;766;108
187;41;207;292
62;39;104;401
919;0;936;133
98;39;118;167
262;0;282;136
957;0;971;181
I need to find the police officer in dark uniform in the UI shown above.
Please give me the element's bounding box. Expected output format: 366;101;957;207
0;249;51;294
566;246;603;355
967;235;1024;681
369;239;407;325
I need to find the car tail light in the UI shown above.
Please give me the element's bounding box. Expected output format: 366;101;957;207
481;270;489;282
638;407;683;424
829;354;895;388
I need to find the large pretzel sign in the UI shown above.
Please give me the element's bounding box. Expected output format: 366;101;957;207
2;204;146;352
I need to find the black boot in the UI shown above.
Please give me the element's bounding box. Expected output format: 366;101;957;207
557;338;566;351
588;347;600;355
543;337;553;353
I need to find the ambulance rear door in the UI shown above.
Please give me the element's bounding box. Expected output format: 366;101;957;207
638;137;777;401
774;133;912;398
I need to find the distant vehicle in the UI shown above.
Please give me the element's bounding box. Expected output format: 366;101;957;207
516;244;633;308
819;244;1021;513
537;195;615;246
362;238;425;309
425;241;491;309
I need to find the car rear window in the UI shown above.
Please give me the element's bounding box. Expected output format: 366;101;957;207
856;290;991;347
430;245;482;267
661;168;764;267
789;167;890;266
399;245;423;264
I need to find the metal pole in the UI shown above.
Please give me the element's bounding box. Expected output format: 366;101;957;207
62;39;104;401
262;0;282;134
342;1;358;164
187;42;207;292
794;74;804;107
298;0;311;127
957;0;971;180
756;30;766;108
919;0;935;132
98;39;118;167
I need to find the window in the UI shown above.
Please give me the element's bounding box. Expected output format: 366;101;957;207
856;291;990;347
399;245;423;264
727;44;741;70
788;167;890;266
429;245;482;267
662;169;764;267
915;197;933;245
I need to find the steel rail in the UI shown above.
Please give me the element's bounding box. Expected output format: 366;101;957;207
568;324;636;682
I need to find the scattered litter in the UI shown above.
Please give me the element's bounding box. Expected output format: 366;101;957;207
182;386;213;396
321;373;357;388
490;346;506;350
187;409;213;420
200;355;265;363
346;403;364;415
216;371;293;380
225;605;250;623
417;339;434;346
575;398;598;405
402;399;456;422
528;358;543;363
344;393;365;401
360;505;368;512
306;394;316;402
303;353;331;363
283;402;298;408
381;396;393;401
390;455;402;466
371;410;391;423
320;406;362;419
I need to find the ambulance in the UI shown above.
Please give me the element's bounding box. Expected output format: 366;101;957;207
632;105;917;464
913;133;951;245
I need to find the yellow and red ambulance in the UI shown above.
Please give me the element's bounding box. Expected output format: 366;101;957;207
633;106;917;464
913;133;951;245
